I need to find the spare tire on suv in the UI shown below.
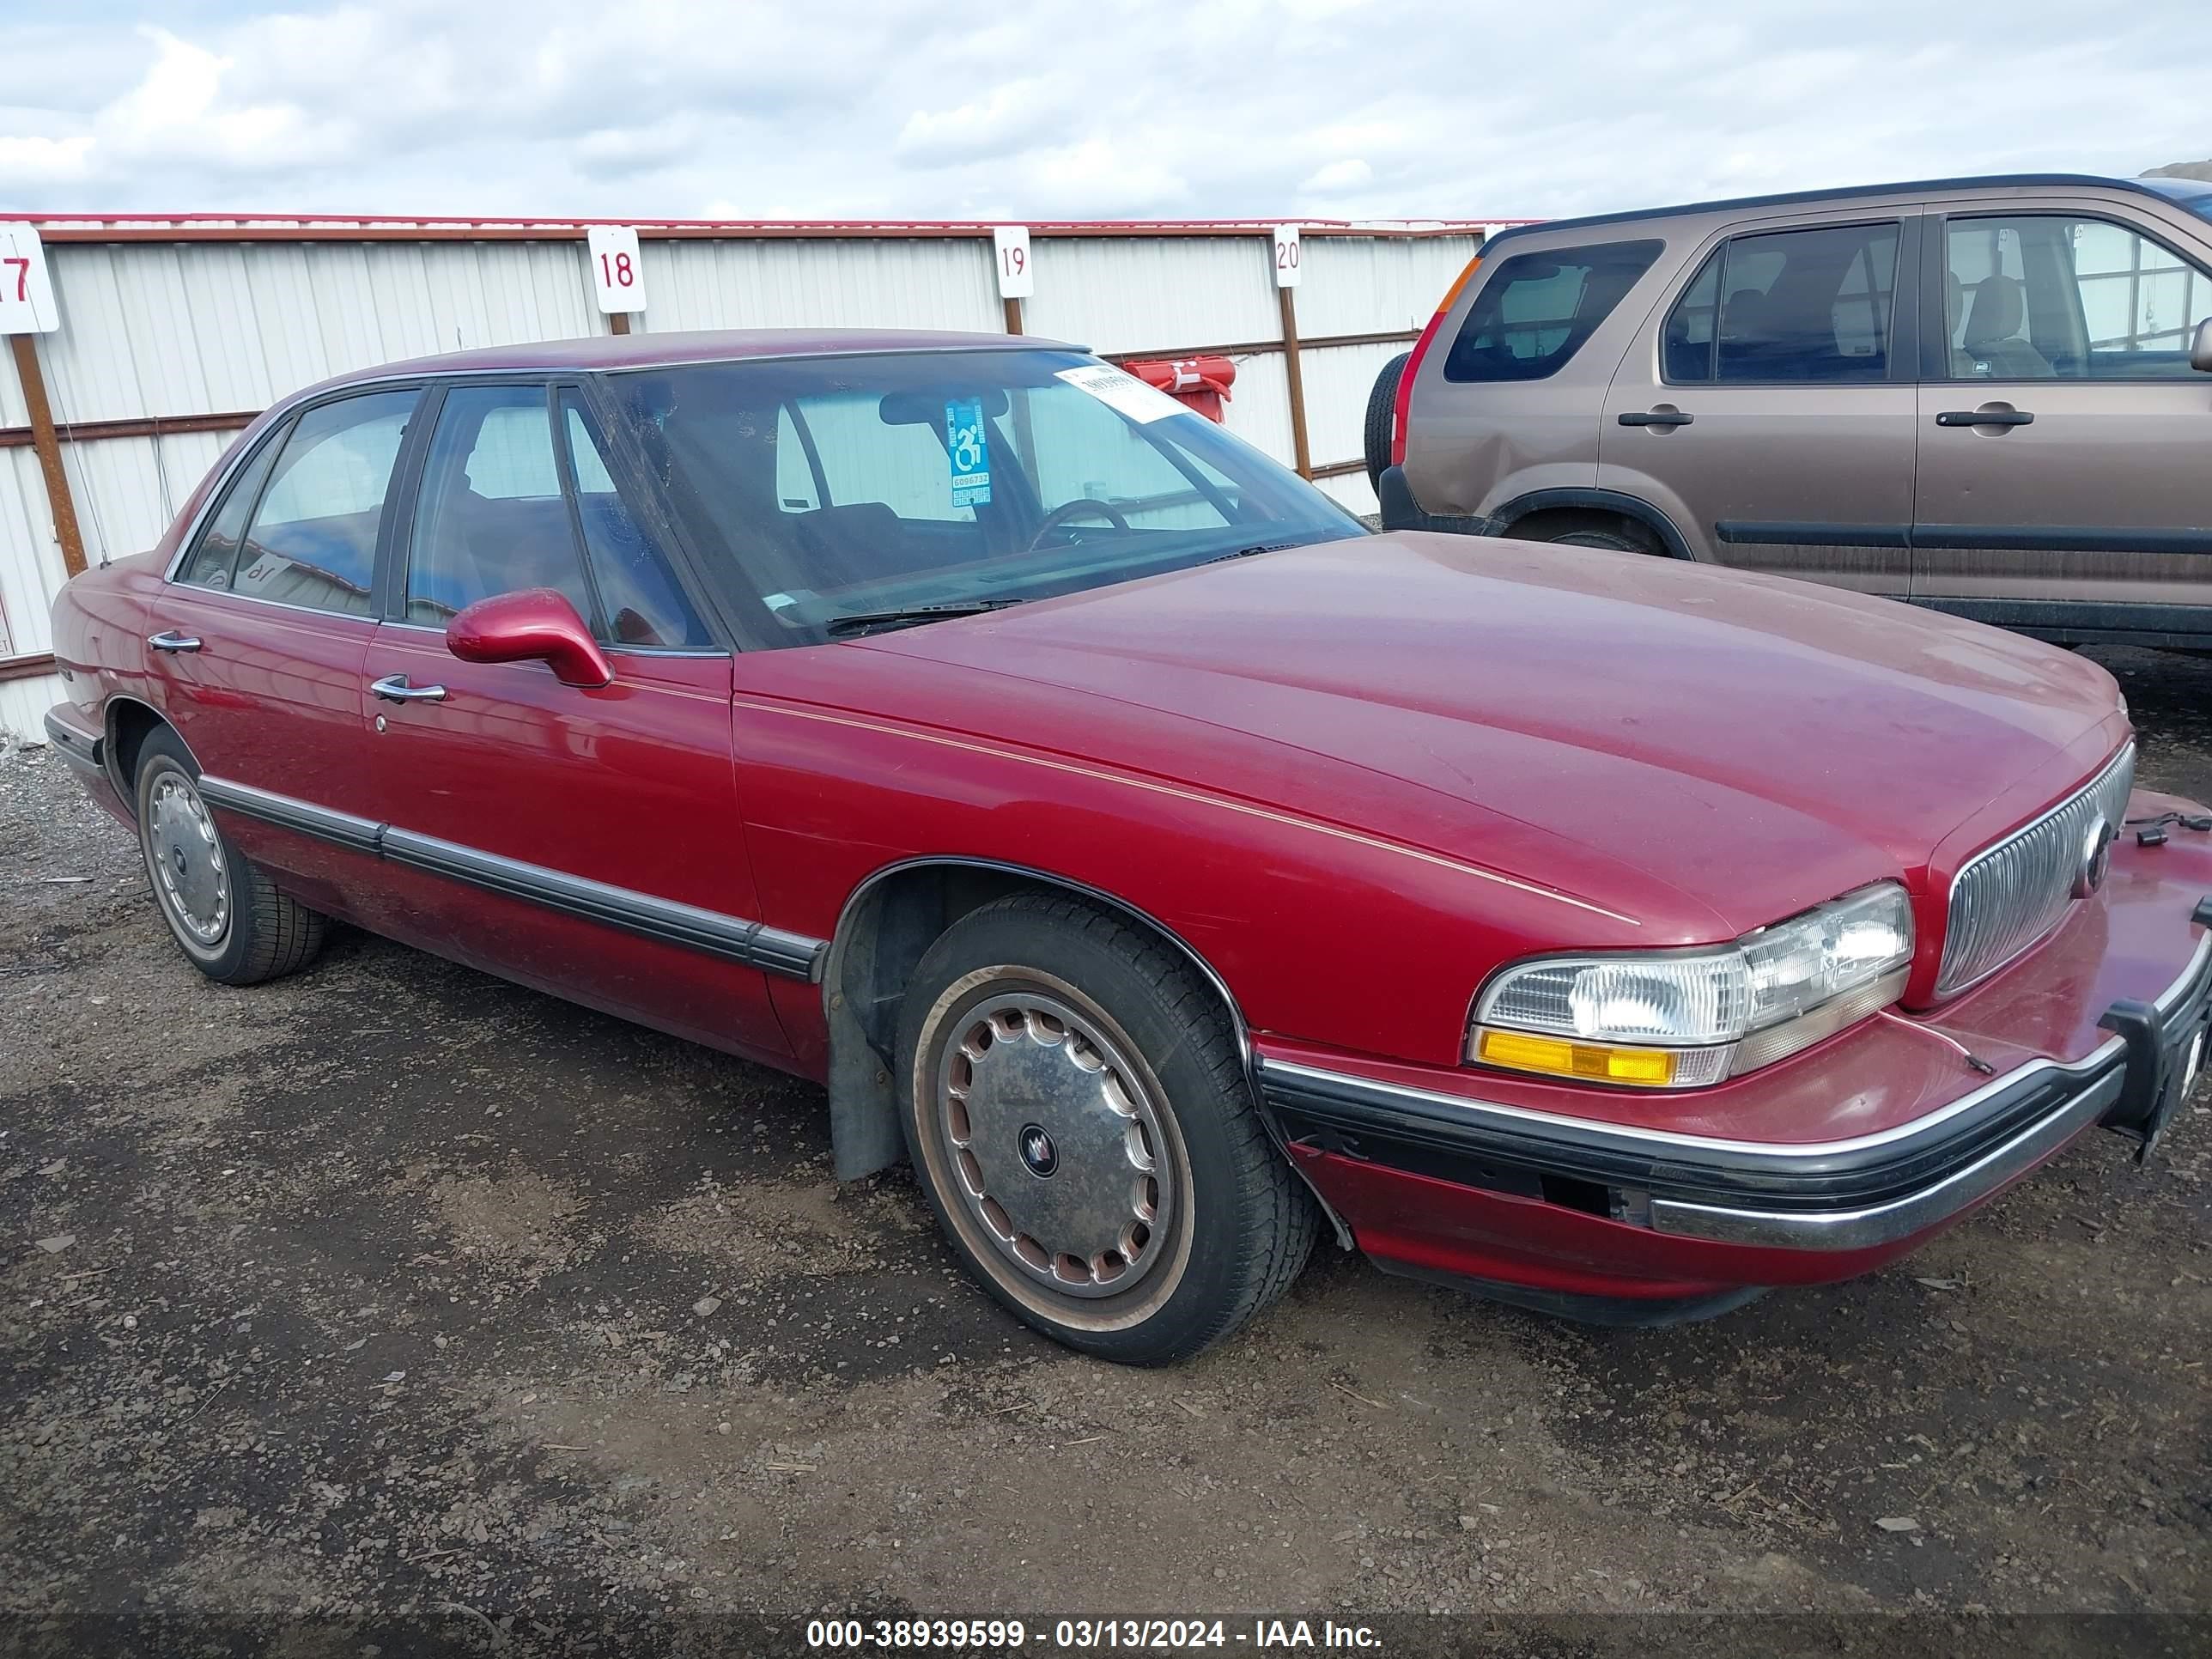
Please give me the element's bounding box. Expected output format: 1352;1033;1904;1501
1363;351;1410;490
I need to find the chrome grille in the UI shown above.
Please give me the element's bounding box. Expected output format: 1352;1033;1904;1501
1936;744;2135;996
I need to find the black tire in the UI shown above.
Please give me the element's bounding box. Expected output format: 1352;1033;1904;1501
1511;509;1657;556
896;893;1316;1364
133;726;326;986
1364;350;1412;490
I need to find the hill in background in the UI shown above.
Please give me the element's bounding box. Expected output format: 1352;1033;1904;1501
2146;159;2212;182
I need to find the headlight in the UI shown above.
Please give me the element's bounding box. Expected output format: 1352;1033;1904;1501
1469;883;1913;1088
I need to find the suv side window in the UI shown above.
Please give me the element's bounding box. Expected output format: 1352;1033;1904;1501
232;390;419;616
1943;214;2212;380
1443;240;1662;382
1667;222;1900;385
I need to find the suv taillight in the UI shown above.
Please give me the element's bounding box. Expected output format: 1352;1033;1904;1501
1392;254;1483;468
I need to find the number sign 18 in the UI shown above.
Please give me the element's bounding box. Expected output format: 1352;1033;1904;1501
585;226;647;315
1273;224;1303;289
994;226;1034;300
0;223;60;335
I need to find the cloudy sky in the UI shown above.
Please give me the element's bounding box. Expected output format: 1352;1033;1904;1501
0;0;2203;223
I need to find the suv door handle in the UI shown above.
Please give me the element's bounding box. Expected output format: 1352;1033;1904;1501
1619;409;1693;428
147;630;203;653
1936;408;2034;428
369;673;448;703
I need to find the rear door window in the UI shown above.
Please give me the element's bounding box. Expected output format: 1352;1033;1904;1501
233;390;420;616
1444;240;1662;382
1666;222;1901;384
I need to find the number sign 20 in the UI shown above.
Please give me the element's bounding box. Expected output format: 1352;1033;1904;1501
585;227;647;316
1273;224;1303;289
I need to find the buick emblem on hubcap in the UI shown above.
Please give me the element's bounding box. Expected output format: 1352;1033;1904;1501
1018;1124;1059;1178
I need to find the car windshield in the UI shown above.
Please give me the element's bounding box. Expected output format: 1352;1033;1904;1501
597;348;1366;645
2141;176;2212;226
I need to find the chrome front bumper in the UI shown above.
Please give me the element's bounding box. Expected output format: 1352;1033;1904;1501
1260;901;2212;1254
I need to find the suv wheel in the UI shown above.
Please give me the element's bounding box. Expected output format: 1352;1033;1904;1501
896;893;1316;1364
1512;509;1661;556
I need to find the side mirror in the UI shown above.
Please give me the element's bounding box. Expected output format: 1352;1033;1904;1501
447;587;613;689
2193;317;2212;374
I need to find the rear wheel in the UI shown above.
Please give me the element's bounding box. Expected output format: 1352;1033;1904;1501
896;893;1316;1364
1363;351;1411;490
134;727;326;985
1509;508;1660;555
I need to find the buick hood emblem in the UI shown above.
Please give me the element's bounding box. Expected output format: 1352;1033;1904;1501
2074;818;2116;900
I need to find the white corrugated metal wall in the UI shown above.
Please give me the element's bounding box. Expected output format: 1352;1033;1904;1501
1;221;1484;738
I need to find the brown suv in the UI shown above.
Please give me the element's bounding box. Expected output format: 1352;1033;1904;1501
1370;173;2212;646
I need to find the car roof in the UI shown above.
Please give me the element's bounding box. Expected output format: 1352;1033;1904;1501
1480;172;2183;249
343;327;1081;385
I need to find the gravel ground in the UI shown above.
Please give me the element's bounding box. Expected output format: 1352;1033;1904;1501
3;647;2210;1656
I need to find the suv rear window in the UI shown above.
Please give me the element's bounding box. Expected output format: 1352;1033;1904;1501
1443;240;1662;382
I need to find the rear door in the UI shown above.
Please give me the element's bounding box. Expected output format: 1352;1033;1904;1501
361;379;793;1061
1911;203;2212;635
1600;213;1921;594
156;386;422;915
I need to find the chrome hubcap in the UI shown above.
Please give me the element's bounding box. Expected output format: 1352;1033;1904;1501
148;772;228;945
935;991;1173;1299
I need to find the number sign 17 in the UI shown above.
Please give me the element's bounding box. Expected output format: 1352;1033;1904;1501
0;223;60;335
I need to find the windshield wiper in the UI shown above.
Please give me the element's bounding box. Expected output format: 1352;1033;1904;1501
1200;539;1304;565
823;600;1025;639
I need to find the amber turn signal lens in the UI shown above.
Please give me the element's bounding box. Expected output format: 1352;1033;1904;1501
1474;1028;1678;1086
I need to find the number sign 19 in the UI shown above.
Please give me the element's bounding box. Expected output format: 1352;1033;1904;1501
0;222;60;335
586;226;647;315
1273;224;1303;289
994;226;1034;300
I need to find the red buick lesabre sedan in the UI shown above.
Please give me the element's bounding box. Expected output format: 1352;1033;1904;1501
45;329;2212;1363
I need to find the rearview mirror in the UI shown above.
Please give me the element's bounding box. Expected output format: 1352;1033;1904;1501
447;587;613;689
879;387;1011;425
2193;317;2212;374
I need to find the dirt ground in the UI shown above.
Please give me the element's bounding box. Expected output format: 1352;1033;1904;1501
4;647;2210;1657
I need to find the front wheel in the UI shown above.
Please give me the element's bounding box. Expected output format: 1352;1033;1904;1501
896;894;1316;1364
134;726;326;985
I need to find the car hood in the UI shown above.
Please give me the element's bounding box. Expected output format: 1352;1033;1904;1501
853;532;2126;941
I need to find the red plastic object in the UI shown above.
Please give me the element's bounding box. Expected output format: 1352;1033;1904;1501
1125;356;1237;422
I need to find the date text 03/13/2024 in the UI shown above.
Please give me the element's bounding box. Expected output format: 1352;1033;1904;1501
803;1618;1383;1650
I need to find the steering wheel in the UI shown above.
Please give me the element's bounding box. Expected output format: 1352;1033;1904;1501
1025;497;1130;553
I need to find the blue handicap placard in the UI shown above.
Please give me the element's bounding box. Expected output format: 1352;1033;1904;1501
945;398;992;508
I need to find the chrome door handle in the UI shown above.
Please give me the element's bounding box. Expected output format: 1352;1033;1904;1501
369;673;448;703
147;630;203;653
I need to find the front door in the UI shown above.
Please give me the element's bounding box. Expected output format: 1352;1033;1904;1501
361;379;792;1063
1912;206;2212;635
156;387;422;916
1601;215;1919;595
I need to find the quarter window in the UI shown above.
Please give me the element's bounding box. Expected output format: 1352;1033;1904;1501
178;425;287;592
1943;214;2212;380
1666;222;1899;384
406;386;595;627
1443;240;1662;382
230;391;418;616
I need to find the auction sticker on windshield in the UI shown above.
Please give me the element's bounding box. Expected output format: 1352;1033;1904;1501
945;398;992;507
1054;364;1188;424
